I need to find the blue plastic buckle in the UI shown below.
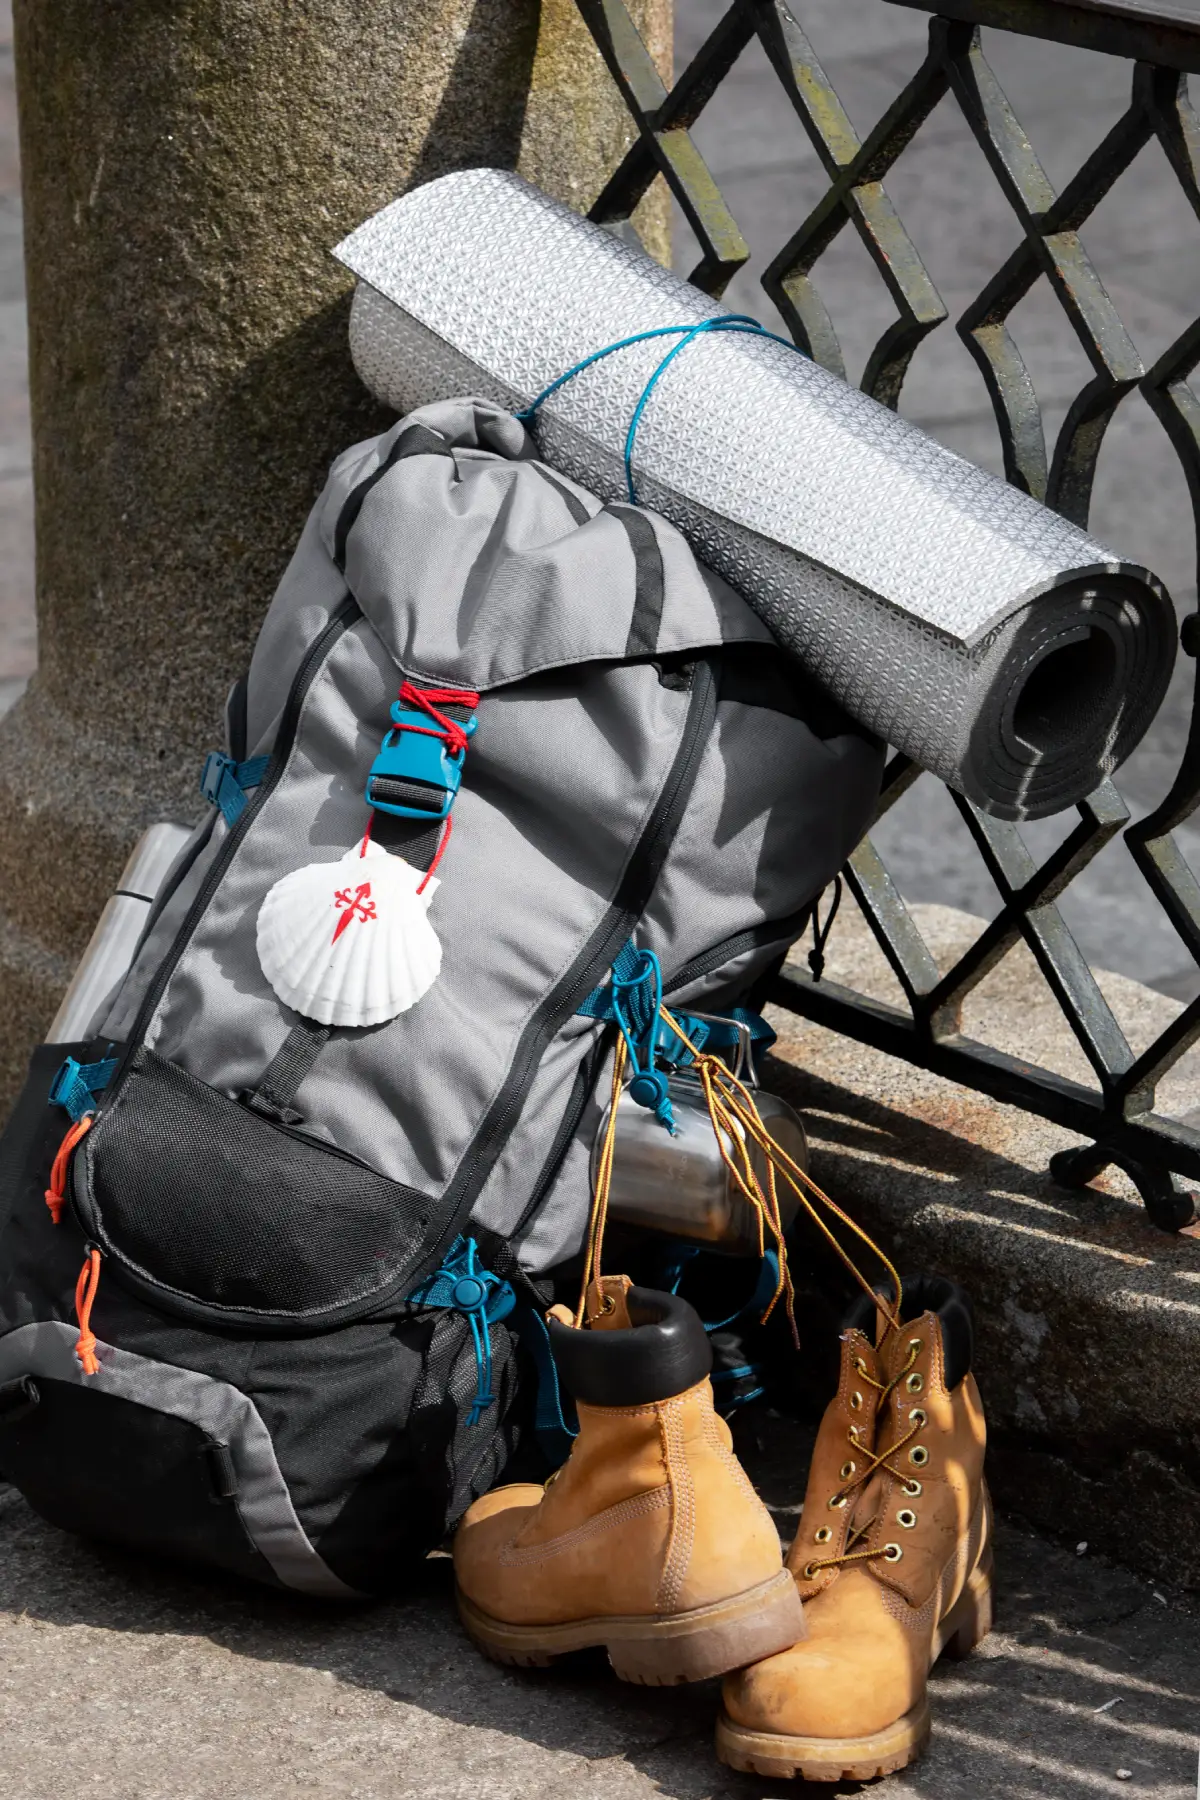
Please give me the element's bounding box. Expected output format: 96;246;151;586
200;751;269;828
49;1055;118;1124
365;705;478;821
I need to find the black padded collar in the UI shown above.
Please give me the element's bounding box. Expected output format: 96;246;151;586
547;1286;712;1407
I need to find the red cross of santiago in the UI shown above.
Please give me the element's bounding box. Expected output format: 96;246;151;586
332;880;377;943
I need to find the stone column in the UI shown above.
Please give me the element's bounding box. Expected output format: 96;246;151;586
0;0;669;1104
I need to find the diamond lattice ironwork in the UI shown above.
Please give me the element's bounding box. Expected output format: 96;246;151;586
574;0;1200;1228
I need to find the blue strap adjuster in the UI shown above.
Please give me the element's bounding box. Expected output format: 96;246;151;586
365;704;477;821
577;942;776;1100
200;751;269;828
409;1236;516;1427
49;1056;118;1124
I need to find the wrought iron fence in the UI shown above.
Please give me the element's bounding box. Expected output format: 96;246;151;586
574;0;1200;1230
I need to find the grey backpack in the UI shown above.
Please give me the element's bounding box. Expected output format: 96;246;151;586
0;397;881;1594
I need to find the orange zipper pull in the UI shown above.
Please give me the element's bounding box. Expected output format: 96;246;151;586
45;1115;93;1224
74;1247;102;1376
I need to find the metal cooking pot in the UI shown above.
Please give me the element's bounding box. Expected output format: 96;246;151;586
591;1017;809;1258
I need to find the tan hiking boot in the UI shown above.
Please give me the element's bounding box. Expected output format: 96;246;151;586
717;1276;992;1782
454;1275;805;1685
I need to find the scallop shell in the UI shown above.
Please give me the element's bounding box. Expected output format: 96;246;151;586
256;841;442;1027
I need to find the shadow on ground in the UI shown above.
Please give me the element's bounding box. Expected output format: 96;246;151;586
1;1473;1196;1799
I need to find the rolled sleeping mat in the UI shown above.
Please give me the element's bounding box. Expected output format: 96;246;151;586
333;168;1177;821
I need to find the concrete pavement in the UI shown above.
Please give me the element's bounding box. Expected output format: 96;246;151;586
2;1453;1198;1799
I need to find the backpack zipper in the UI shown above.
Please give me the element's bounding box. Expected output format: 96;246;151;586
403;654;720;1296
81;630;716;1327
509;1025;617;1244
118;598;361;1069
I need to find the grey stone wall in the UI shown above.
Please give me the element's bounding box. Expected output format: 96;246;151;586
0;0;668;1102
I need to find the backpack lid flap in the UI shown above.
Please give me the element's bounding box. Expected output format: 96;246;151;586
319;398;773;693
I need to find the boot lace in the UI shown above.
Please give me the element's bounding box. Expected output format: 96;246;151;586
801;1334;930;1581
576;1004;905;1344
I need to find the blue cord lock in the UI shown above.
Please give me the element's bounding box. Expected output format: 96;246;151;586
409;1237;515;1427
365;704;477;821
451;1274;487;1310
610;946;677;1133
628;1068;671;1112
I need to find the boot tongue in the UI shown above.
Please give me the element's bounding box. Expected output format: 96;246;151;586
584;1274;634;1330
843;1288;901;1352
848;1472;884;1540
544;1276;635;1333
843;1329;886;1536
887;1276;974;1389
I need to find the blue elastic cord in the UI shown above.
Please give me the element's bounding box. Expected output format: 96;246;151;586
661;1243;700;1296
578;991;774;1070
704;1248;781;1333
623;318;772;502
515;323;757;421
659;1243;780;1332
516;315;807;504
611;946;664;1050
519;1306;578;1467
465;1303;494;1430
575;938;644;1025
408;1236;516;1428
578;942;778;1127
711;1366;766;1409
610;946;676;1132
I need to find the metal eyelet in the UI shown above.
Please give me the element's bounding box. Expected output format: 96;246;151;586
897;1509;918;1529
804;1562;820;1580
815;1526;833;1545
908;1338;924;1356
906;1371;924;1393
903;1478;923;1498
840;1460;856;1480
855;1357;868;1376
882;1543;903;1563
909;1445;930;1467
910;1407;927;1426
849;1390;863;1411
828;1493;848;1510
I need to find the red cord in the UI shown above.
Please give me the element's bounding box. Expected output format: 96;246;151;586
396;681;479;756
361;682;480;880
418;816;452;893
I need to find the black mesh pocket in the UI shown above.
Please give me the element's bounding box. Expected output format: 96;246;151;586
405;1310;525;1537
75;1050;431;1330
